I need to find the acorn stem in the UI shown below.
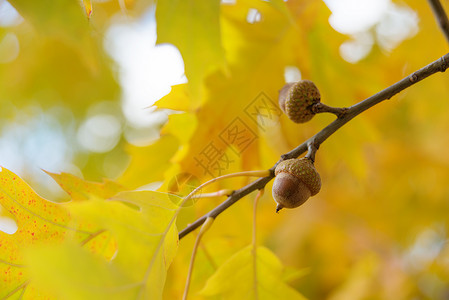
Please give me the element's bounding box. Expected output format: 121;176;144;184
312;102;348;118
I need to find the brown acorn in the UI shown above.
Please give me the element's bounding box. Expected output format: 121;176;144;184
272;157;321;212
278;80;321;123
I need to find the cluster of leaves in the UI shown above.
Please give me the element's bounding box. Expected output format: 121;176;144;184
2;0;449;299
0;167;179;298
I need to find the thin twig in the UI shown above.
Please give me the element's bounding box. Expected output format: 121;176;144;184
179;53;449;240
427;0;449;44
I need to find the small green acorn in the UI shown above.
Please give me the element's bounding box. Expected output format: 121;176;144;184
278;80;321;123
272;157;321;212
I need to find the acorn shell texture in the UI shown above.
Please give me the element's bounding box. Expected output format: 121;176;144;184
274;157;321;196
283;80;321;123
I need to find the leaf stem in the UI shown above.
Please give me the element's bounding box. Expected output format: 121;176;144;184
252;189;264;300
182;217;214;300
179;170;270;208
190;189;234;199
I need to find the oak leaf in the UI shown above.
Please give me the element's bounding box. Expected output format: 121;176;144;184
0;167;108;298
200;245;307;299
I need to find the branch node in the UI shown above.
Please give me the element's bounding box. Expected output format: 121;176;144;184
409;73;419;83
281;154;290;160
440;55;448;72
305;140;319;163
337;107;349;118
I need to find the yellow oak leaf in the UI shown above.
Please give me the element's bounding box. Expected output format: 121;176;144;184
46;171;128;202
0;167;111;298
156;0;225;100
82;0;92;18
161;113;198;145
0;167;180;299
200;245;307;299
154;84;198;111
119;134;179;189
26;191;180;300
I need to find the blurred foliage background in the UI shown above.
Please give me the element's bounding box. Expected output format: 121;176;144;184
1;0;449;299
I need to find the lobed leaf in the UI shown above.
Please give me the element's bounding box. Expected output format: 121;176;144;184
46;171;128;202
156;0;225;100
0;167;98;298
0;168;180;299
200;245;307;299
119;135;180;189
26;190;180;299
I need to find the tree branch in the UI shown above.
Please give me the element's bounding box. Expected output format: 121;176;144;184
427;0;449;44
179;53;449;240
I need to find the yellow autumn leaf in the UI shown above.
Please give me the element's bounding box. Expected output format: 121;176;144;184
82;0;92;18
154;84;198;111
26;242;137;300
156;0;225;100
161;113;198;145
200;245;307;299
26;190;180;299
0;167;111;298
119;135;179;189
46;171;128;202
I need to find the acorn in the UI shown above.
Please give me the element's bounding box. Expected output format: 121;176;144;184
278;80;321;123
272;157;321;212
279;80;347;123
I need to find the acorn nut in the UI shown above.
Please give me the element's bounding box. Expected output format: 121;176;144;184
272;157;321;212
278;80;321;123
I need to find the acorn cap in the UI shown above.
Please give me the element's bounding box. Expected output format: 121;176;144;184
274;157;321;196
278;82;295;113
283;80;321;123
